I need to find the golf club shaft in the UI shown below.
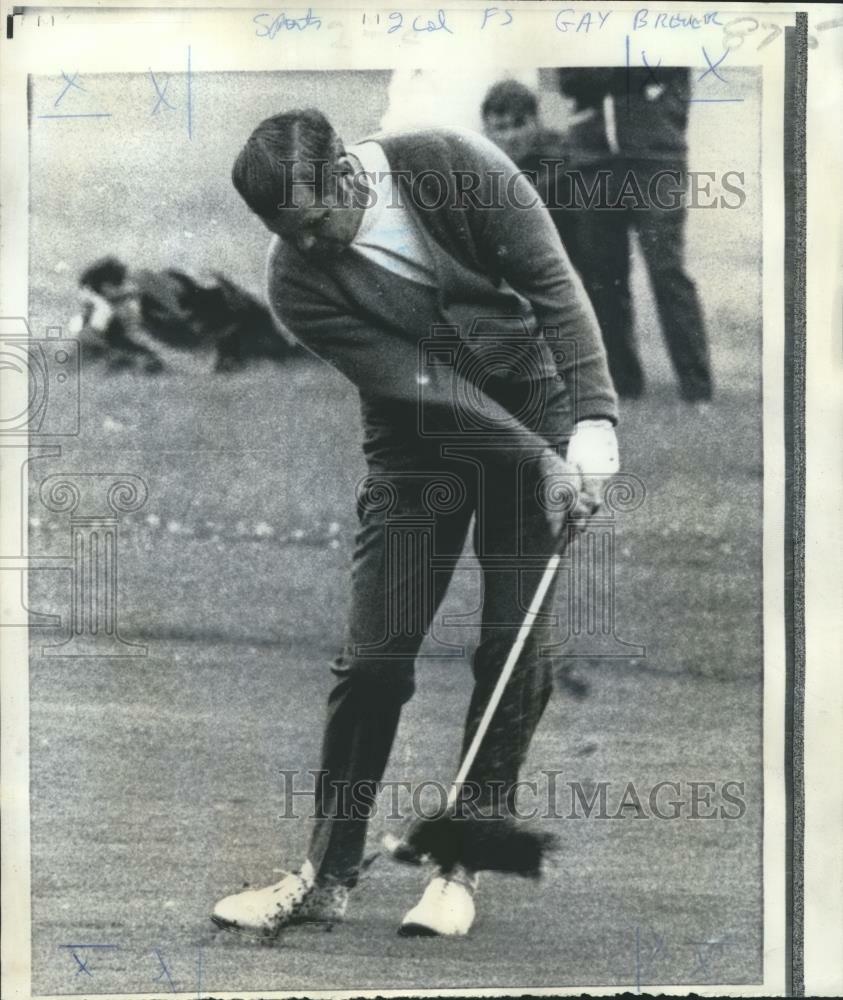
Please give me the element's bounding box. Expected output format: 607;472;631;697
447;547;565;808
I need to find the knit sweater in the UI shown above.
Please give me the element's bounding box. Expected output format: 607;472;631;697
267;127;617;460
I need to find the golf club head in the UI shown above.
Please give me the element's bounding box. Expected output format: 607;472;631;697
381;832;429;866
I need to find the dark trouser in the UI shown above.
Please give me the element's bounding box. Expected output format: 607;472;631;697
574;161;712;400
307;390;568;887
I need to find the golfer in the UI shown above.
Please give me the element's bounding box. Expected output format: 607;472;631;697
213;109;619;937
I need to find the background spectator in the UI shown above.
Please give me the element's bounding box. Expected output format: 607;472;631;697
558;68;713;401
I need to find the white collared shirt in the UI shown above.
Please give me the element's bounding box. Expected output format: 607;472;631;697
346;140;438;288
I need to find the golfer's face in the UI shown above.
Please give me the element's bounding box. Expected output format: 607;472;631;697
262;161;358;258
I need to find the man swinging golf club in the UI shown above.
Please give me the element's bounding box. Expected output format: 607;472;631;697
213;108;619;937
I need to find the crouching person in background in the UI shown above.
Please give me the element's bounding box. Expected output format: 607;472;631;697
70;256;165;373
70;256;299;373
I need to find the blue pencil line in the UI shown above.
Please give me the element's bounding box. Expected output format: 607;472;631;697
37;113;112;119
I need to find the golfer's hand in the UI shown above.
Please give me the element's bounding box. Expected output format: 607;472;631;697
536;449;579;539
565;419;620;529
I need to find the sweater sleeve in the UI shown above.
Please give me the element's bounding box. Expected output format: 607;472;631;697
457;131;618;424
267;241;564;464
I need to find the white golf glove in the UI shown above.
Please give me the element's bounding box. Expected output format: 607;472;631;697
566;418;620;523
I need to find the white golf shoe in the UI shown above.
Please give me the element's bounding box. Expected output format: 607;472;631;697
295;881;349;923
398;866;478;937
211;861;348;934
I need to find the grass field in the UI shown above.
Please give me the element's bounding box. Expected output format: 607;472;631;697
25;68;765;994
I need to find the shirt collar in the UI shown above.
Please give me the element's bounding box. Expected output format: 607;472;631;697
346;141;391;244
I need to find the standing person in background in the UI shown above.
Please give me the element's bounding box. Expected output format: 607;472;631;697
480;80;583;270
557;68;713;402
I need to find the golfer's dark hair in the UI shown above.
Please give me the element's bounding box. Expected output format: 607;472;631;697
481;80;539;123
231;108;344;218
79;256;127;292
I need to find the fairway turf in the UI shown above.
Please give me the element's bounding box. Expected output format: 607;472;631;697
28;338;764;991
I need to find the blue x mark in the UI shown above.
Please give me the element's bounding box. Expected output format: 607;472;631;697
699;47;729;84
149;71;176;114
54;71;85;107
